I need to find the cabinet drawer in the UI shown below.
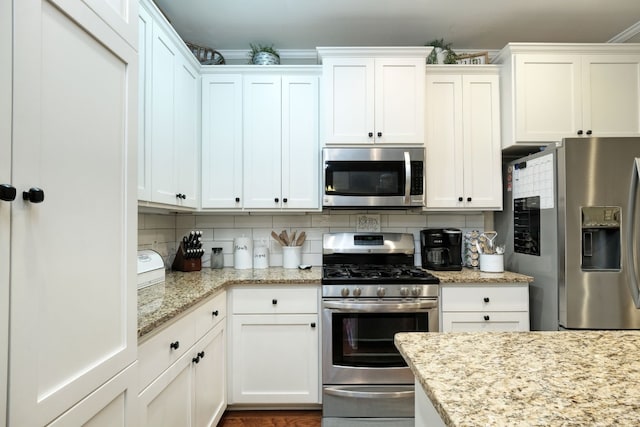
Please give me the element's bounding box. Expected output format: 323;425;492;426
442;311;530;332
441;284;529;312
138;313;196;392
232;287;318;314
194;291;227;338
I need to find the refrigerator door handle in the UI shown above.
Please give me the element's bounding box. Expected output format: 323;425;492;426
626;158;640;309
583;231;593;257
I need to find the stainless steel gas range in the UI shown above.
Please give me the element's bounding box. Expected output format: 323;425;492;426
321;232;439;427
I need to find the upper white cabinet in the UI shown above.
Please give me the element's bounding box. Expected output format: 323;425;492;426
139;0;200;209
6;0;138;424
425;66;502;210
495;43;640;149
201;68;320;211
318;47;430;145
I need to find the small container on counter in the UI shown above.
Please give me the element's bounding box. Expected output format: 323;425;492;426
233;236;252;269
210;247;224;269
253;240;269;269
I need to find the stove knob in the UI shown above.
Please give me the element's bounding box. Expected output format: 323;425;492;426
411;287;422;297
400;287;409;297
341;287;350;297
353;287;362;297
377;287;386;298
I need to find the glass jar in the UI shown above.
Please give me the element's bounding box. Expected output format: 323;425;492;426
210;247;224;269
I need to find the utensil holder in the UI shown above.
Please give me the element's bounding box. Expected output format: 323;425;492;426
480;254;504;273
282;246;301;269
172;243;202;272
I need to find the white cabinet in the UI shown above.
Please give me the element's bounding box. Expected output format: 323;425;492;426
201;69;320;211
496;43;640;149
4;0;138;424
318;47;430;145
440;284;530;332
140;0;200;208
138;291;227;427
229;286;320;405
425;66;502;210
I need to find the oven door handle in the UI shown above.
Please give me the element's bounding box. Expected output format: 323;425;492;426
324;387;415;399
323;300;437;312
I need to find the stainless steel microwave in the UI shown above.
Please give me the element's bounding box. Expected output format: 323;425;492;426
322;147;425;208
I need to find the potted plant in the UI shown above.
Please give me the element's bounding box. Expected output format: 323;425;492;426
426;39;458;64
248;43;280;65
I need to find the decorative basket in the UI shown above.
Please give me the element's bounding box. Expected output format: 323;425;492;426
252;51;280;65
185;41;225;65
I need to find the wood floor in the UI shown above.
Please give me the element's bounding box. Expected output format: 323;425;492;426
218;410;322;427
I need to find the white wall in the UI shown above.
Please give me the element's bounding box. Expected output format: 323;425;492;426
138;210;489;268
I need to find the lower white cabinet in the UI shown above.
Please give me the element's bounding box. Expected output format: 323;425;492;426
138;292;226;427
228;286;320;405
440;284;530;332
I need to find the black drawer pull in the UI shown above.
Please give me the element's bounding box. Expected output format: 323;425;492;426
272;299;278;305
484;315;490;321
170;341;180;350
483;297;490;303
212;310;219;317
310;322;316;328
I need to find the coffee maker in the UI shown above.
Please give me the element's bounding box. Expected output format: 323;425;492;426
420;228;463;271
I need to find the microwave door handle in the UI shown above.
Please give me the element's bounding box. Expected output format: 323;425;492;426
626;158;640;309
404;151;411;205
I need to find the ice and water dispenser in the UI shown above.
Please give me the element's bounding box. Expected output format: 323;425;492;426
581;206;621;271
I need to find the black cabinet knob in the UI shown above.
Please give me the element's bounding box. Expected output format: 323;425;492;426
467;197;472;202
458;197;463;202
484;315;490;321
235;197;240;203
182;194;187;199
192;356;200;364
377;132;382;137
212;310;219;317
484;297;490;303
577;130;583;135
23;187;44;203
310;322;316;328
283;198;288;203
272;299;278;305
170;341;180;350
274;197;279;203
586;130;593;135
198;351;205;359
0;184;16;202
368;132;373;138
176;193;181;198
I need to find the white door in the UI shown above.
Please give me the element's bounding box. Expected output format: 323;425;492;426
243;75;282;209
462;74;502;210
281;75;320;210
193;323;226;427
137;6;152;201
375;58;425;144
323;58;375;144
425;74;464;208
174;58;199;208
514;54;582;142
11;0;137;424
201;74;243;209
150;24;178;205
582;54;640;137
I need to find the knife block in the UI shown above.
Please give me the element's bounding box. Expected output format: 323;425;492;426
172;243;202;272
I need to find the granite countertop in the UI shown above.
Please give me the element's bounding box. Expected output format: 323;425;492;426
430;267;532;284
395;331;640;426
138;267;321;339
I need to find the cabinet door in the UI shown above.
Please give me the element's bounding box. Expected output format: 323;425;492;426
174;57;199;208
514;54;582;142
582;54;640;137
282;75;320;210
230;314;319;404
375;58;425;144
462;74;502;210
137;6;152;201
11;0;137;424
150;24;179;205
322;58;375;144
201;74;243;209
138;352;193;427
243;75;282;209
425;74;464;208
193;323;226;427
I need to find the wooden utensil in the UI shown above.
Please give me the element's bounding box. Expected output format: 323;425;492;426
280;230;290;246
295;231;306;246
271;231;286;246
290;231;297;246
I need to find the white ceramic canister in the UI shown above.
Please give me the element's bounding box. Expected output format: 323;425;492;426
480;253;504;273
253;241;269;269
233;236;253;269
282;246;302;269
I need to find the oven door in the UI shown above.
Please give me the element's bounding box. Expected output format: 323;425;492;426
322;298;438;385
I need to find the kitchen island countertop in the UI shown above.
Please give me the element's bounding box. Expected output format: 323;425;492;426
395;331;640;426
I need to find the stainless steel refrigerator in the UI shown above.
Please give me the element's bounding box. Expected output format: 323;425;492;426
496;137;640;330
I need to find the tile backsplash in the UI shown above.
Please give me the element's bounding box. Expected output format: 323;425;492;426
138;210;491;269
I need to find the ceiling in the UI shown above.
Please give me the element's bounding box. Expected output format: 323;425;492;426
152;0;640;57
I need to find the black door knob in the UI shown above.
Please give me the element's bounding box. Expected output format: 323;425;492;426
235;197;240;203
310;322;316;328
23;187;44;203
181;194;187;199
212;310;219;317
484;297;490;303
198;351;205;359
176;193;181;198
283;198;288;203
577;130;583;135
274;197;279;203
0;184;16;202
368;132;373;138
170;341;180;350
272;299;278;305
586;130;592;135
192;356;200;364
467;197;472;202
484;315;490;321
377;132;382;137
458;197;463;202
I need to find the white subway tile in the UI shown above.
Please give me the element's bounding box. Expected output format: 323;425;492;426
303;228;329;241
235;215;273;228
464;214;485;228
138;229;157;246
302;253;322;266
176;214;196;229
273;215;312;228
426;214;466;228
214;228;253;241
388;213;427;228
145;213;176;229
138;213;146;229
196;215;235;228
